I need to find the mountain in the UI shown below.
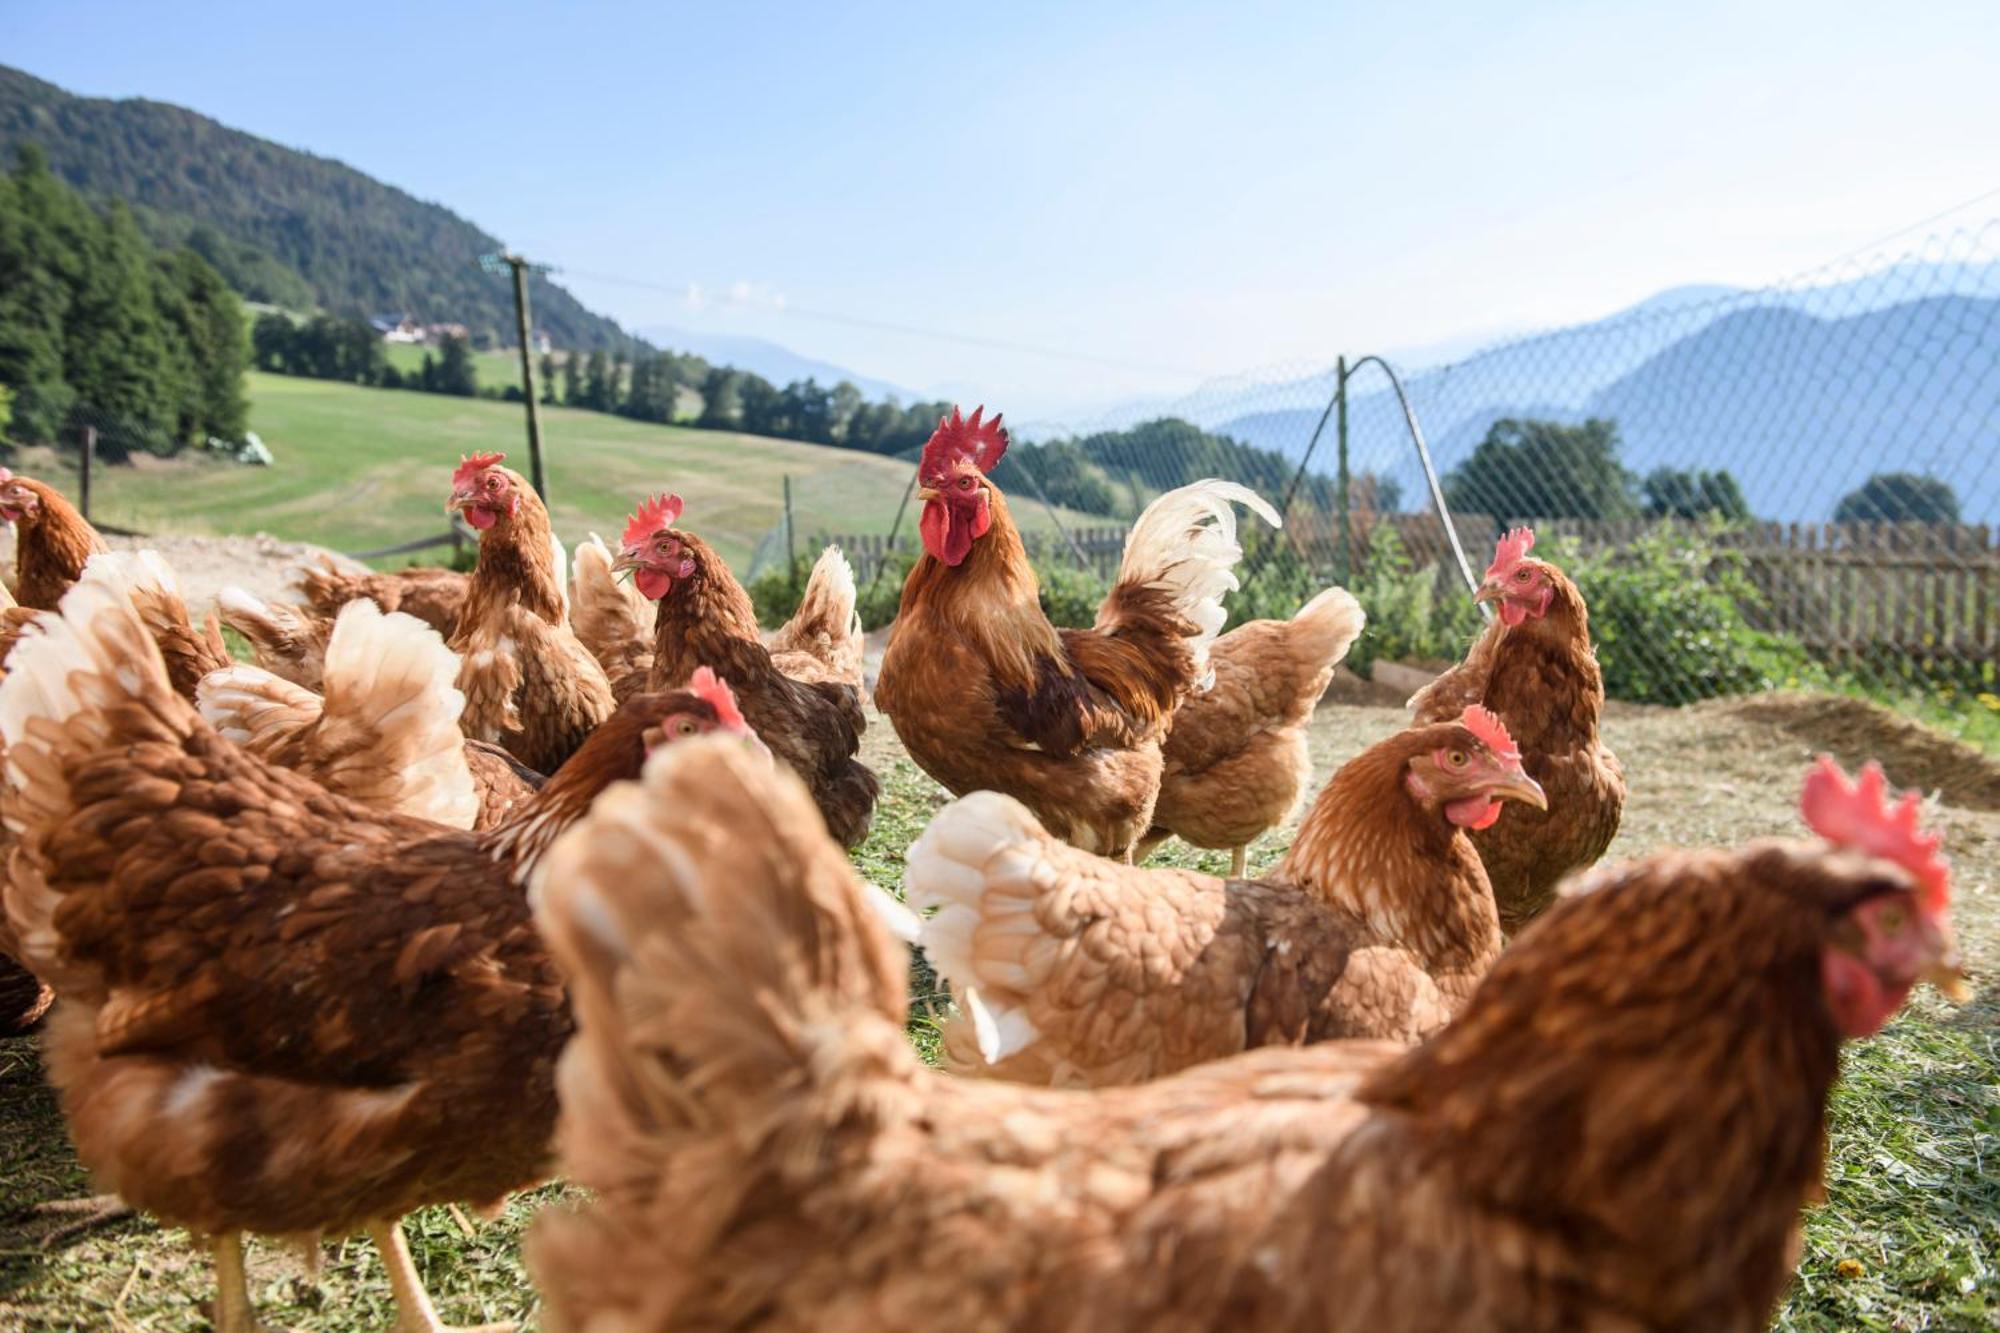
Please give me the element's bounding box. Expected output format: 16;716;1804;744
635;324;913;400
0;64;638;352
1213;269;2000;524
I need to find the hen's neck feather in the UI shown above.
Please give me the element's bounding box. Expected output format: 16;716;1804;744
895;489;1066;691
479;726;644;880
461;492;564;628
1482;573;1602;748
647;533;769;688
1278;739;1500;974
15;483;108;608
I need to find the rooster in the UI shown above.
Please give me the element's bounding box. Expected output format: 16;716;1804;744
614;493;877;846
908;706;1544;1086
1411;527;1626;930
1;466;108;609
875;407;1279;860
447;451;616;774
528;743;1963;1333
295;555;469;636
0;558;759;1333
1139;584;1367;875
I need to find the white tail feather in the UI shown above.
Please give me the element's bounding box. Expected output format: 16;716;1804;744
1290;584;1367;666
1110;479;1281;687
198;665;321;749
903;791;1057;1064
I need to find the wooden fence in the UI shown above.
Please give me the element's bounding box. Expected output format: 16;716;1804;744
817;515;1999;662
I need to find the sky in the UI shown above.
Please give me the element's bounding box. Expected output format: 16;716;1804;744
10;0;2000;420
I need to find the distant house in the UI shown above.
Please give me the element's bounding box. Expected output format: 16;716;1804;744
531;329;554;355
371;313;424;343
424;322;470;344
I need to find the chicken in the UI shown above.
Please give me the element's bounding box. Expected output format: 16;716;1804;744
447;451;617;774
906;706;1543;1087
875;407;1279;860
215;585;335;689
94;550;233;701
0;466;108;609
615;493;877;847
295;555;469;637
570;532;657;700
1138;584;1366;875
1410;527;1627;931
0;559;760;1333
528;741;1963;1333
197;598;486;829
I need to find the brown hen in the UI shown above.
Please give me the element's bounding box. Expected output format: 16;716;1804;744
616;493;877;847
1140;583;1366;875
528;743;1962;1333
1;466;107;609
296;554;469;636
0;560;760;1332
446;452;617;774
907;708;1542;1086
1411;526;1626;930
216;584;335;689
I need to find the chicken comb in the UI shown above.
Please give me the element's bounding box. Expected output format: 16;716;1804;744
688;666;748;732
1485;526;1536;580
1800;755;1949;918
1459;704;1521;762
919;404;1008;483
452;451;507;488
622;493;686;548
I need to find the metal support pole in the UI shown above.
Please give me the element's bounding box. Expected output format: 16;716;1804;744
783;474;798;587
506;256;548;500
78;424;95;522
1335;355;1351;585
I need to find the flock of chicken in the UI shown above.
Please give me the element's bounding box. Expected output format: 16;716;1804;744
0;403;1968;1332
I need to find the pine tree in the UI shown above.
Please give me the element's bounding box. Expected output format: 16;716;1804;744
561;352;582;405
538;351;558;404
437;334;477;396
583;349;612;411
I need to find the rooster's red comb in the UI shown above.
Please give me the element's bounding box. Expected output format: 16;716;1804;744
688;666;748;732
919;405;1008;484
622;493;685;548
1801;756;1949;918
452;452;507;488
1485;526;1536;580
1460;705;1521;763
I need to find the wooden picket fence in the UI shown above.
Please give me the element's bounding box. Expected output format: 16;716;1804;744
820;514;2000;663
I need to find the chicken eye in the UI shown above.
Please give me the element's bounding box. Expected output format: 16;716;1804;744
1514;568;1531;582
1875;904;1905;933
958;476;977;491
672;717;699;737
1447;750;1468;768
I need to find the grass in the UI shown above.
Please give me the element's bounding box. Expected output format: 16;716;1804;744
3;694;1998;1328
57;373;1097;572
380;341;528;391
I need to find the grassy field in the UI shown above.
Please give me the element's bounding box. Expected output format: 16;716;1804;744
381;341;531;392
2;693;1997;1329
59;374;1094;572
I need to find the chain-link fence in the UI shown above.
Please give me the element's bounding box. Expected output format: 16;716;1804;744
764;221;1999;726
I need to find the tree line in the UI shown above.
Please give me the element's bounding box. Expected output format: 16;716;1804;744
0;145;248;457
1443;416;1963;526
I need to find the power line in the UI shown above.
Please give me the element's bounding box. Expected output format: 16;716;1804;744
1809;183;2000;272
554;265;1216;379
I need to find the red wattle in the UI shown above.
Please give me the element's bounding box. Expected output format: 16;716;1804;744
1446;795;1502;829
1821;950;1907;1037
1500;601;1527;627
921;499;974;566
636;567;674;601
465;505;498;531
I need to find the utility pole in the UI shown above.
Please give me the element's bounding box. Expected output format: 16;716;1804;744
78;423;96;522
480;252;553;500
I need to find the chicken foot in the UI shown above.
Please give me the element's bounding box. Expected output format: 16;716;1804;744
21;1192;135;1248
367;1217;515;1333
209;1231;261;1333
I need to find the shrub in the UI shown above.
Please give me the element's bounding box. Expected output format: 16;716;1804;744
1556;525;1810;705
1346;524;1486;678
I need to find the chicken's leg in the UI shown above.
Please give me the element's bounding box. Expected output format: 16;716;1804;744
1229;845;1247;879
367;1217;515;1333
210;1231;260;1333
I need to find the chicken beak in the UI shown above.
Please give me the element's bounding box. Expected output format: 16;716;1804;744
1924;928;1972;1003
609;548;642;577
1474;579;1503;605
916;486;941;502
446;487;475;515
1489;770;1548;811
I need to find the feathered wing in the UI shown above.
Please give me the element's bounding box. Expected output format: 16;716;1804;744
1007;480;1278;753
458;601;616;775
1408;628;1496;722
527;737;914;1326
89;550;232;701
569;533;654;695
217;585;334;689
905;790;1262;1086
200;601;480;829
769;545;864;689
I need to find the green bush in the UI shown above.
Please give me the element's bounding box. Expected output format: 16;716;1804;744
749;549;915;633
1346;524;1486;678
1036;561;1109;629
1557;525;1810;705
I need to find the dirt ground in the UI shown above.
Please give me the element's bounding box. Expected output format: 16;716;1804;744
0;526;361;618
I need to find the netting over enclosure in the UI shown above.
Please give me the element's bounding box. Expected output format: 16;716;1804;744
763;222;1999;715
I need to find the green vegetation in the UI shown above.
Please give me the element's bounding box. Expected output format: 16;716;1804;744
72;373;915;569
1445;417;1641;523
0;145;247;453
0;64;635;352
1642;465;1751;520
1834;471;1964;525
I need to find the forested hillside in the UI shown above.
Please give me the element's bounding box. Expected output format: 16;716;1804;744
0;65;637;353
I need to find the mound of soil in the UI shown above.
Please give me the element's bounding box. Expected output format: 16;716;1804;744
1709;693;2000;812
1;527;364;617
